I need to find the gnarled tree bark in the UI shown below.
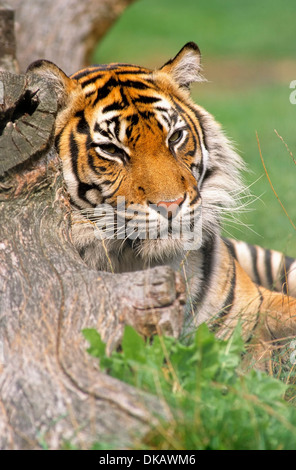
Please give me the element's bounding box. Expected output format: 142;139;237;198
0;6;186;450
0;5;18;73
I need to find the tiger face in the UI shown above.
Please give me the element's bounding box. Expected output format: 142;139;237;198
27;43;243;268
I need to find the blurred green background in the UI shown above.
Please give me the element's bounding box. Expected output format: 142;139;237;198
93;0;296;256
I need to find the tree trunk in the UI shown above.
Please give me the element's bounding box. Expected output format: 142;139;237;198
0;6;186;450
0;5;18;73
8;0;137;74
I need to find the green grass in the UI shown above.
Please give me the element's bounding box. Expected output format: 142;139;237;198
94;0;296;64
195;82;296;256
83;325;296;450
93;0;296;256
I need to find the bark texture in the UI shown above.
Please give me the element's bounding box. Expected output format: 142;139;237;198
8;0;136;74
0;5;18;73
0;51;186;451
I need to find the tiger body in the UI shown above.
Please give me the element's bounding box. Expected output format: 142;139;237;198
224;238;296;298
28;43;296;349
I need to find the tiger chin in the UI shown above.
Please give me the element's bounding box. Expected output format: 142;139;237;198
27;42;296;359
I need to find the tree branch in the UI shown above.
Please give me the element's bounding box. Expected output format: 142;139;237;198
8;0;137;73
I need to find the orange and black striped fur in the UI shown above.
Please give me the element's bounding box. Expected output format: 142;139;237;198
224;238;296;298
27;43;296;359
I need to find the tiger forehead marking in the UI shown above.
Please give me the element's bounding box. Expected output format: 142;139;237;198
75;65;201;147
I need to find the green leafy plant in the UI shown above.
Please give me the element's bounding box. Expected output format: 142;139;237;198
83;324;296;450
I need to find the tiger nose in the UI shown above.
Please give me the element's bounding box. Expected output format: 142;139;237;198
156;196;185;218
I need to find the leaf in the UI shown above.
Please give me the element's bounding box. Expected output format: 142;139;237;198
245;370;287;402
82;328;106;358
146;335;167;368
193;323;220;379
218;325;245;381
83;324;296;450
121;325;146;363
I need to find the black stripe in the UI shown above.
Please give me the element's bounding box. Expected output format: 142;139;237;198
104;177;124;200
88;153;108;176
93;77;120;104
119;87;130;107
280;256;294;294
138;110;155;121
133;95;161;104
96;166;107;172
70;131;79;179
155;106;170;113
264;249;273;290
211;259;236;333
94;123;110;138
120;79;151;90
102;101;125;114
159;112;170;127
86;64;147;73
69;197;82;210
125;114;140;141
247;243;260;286
189;190;200;207
80;76;102;88
192;235;216;308
105;116;121;139
178;135;189;152
78;182;97;207
188;105;208;151
71;69;103;81
70;131;97;207
117;68;150;75
202;167;216;183
75;111;90;135
85;89;97;98
173;103;199;153
171;98;200;161
156;121;163;132
245;285;263;343
126;125;133;140
222;237;237;261
126;113;139;125
220;260;236;313
118;68;150;75
90;152;122;165
55;131;62;151
102;103;121;115
133;133;140;145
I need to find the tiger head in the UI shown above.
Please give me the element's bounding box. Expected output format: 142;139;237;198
27;43;244;267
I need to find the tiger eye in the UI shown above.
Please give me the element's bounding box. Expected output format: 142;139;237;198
98;143;122;156
169;130;183;144
104;144;117;154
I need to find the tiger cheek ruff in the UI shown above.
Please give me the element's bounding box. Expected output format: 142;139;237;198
27;42;296;342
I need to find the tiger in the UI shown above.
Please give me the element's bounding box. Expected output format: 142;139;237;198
27;42;296;362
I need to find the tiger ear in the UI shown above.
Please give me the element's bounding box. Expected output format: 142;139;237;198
159;42;203;88
26;60;82;133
